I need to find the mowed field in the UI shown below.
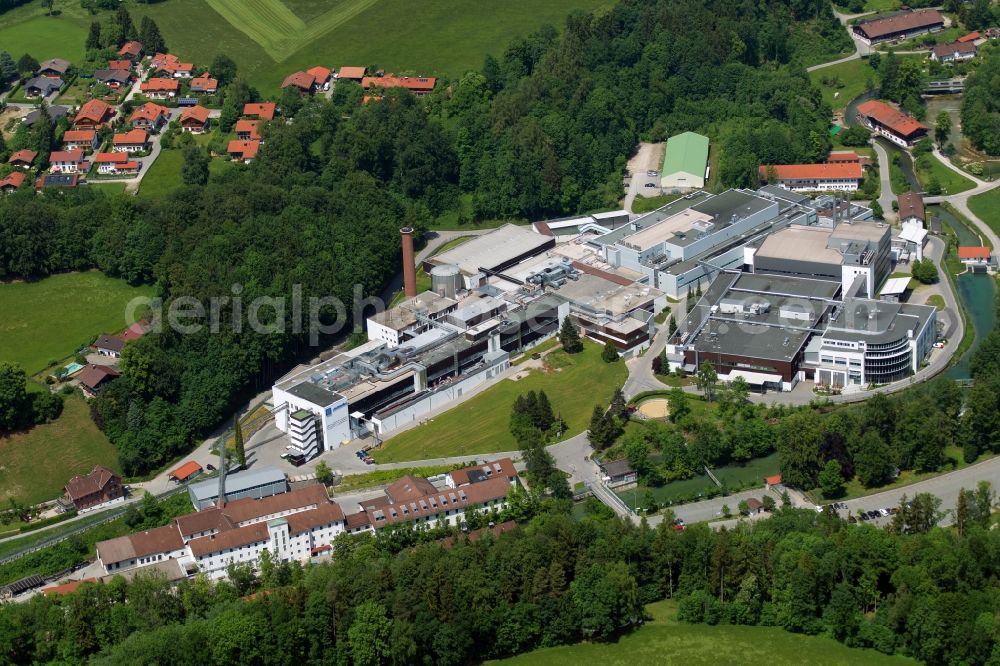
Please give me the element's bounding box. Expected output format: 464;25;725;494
1;0;611;92
0;393;120;505
493;601;917;666
376;342;627;463
969;187;1000;239
0;271;155;374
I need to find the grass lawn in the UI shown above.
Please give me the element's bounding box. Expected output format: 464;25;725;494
0;393;120;506
826;445;983;502
619;453;780;509
85;182;128;194
376;342;627;463
632;193;681;215
0;271;156;374
810;58;877;114
138;148;184;198
913;153;976;195
0;15;86;64
492;600;916;666
924;294;945;310
968;188;1000;239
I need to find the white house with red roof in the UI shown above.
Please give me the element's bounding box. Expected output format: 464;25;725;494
94;153;140;175
234;119;260;140
0;171;26;193
129;102;171;130
189;73;218;94
112;129;149;153
7;149;37;169
759;162;863;192
179;105;210;133
856;100;929;148
141;77;179;99
228;139;260;163
49;149;86;173
243;102;276;121
63;129;99;152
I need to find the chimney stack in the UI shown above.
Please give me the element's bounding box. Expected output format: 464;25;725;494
400;227;417;299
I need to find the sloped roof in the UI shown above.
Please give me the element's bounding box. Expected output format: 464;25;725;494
169;461;203;482
112;129;148;145
179;105;210;124
282;71;315;90
361;75;436;92
897;191;925;221
958;246;991;260
8;149;38;164
64;465;118;500
760;163;862;181
243;102;275;120
338;66;366;79
663;131;709;178
857;100;928;138
227;139;260;159
0;172;26;189
76;364;119;390
75;100;114;124
855;9;943;39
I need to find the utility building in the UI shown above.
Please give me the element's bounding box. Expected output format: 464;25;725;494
660;132;709;190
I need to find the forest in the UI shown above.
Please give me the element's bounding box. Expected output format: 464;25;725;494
961;48;1000;156
0;0;851;475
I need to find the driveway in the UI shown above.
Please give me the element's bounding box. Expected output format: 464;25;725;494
623;142;664;212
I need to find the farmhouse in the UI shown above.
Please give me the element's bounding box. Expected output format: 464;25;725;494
362;75;436;95
0;172;26;193
8;149;38;168
189;73;218;94
141;77;180;99
758;162;863;192
282;70;317;92
179;105;210;133
112;129;149;153
118;40;144;61
36;58;70;78
228;139;261;163
852;9;944;45
337;66;366;81
63;129;99;152
856;100;928;148
129;102;171;130
60;465;124;513
94;153;141;175
77;364;120;397
660;131;709;190
234;119;261;140
74;100;115;128
24;76;61;97
243;102;275;120
931;41;977;63
94;69;132;89
48;149;86;173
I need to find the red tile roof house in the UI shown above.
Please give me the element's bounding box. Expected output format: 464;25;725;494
827;150;873;169
758;162;863;192
243;102;276;121
930;41;977;63
855;99;929;148
234;119;260;140
48;149;87;173
179;105;210;133
227;139;260;163
60;465;124;512
155;60;194;79
189;73;218;95
63;129;99;152
362;75;437;95
77;364;119;397
336;66;366;82
129;102;171;130
306;65;332;88
7;149;38;169
73;100;116;129
107;59;133;72
958;246;994;268
0;171;26;193
94;153;141;176
118;40;144;61
140;77;180;99
112;129;149;153
282;71;316;93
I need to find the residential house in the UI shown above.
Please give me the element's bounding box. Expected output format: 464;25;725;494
23;105;68;127
35;173;80;191
129;102;171;130
112;129;149;153
94;334;125;357
94;153;140;175
852;9;944;45
61;465;124;512
179;105;210;133
243;102;276;121
898;192;925;227
959;246;994;270
74;100;115;128
745;498;765;515
281;71;316;92
0;172;26;193
856;100;929;148
758;163;863;192
227;139;260;163
154;59;194;78
599;459;638;488
337;66;366;82
48;149;86;173
306;65;331;88
36;58;71;78
7;149;37;169
234;119;260;140
189;73;218;95
118;40;144;61
150;53;177;70
361;75;436;95
931;41;977;63
140;77;180;99
63;129;99;152
24;76;61;97
77;364;119;397
94;69;133;90
107;59;133;72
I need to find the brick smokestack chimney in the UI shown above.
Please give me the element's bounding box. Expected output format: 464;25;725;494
400;227;417;299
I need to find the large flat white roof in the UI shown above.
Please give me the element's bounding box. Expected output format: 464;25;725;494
428;224;552;275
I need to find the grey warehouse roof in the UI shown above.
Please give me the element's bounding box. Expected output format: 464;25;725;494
428;224;553;276
690;189;773;221
188;466;287;502
287;381;344;407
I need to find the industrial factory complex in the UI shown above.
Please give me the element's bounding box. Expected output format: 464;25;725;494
270;186;937;455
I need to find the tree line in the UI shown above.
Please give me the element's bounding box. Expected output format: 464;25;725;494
962;47;1000;157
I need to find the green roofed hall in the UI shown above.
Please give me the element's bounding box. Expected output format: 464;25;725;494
661;132;709;190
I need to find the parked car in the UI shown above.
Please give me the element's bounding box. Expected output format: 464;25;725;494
644;182;656;188
206;464;215;471
646;170;657;177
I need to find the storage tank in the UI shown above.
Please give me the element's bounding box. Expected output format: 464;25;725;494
431;264;462;299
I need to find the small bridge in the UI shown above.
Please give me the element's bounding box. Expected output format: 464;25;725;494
954;378;974;388
925;79;964;94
